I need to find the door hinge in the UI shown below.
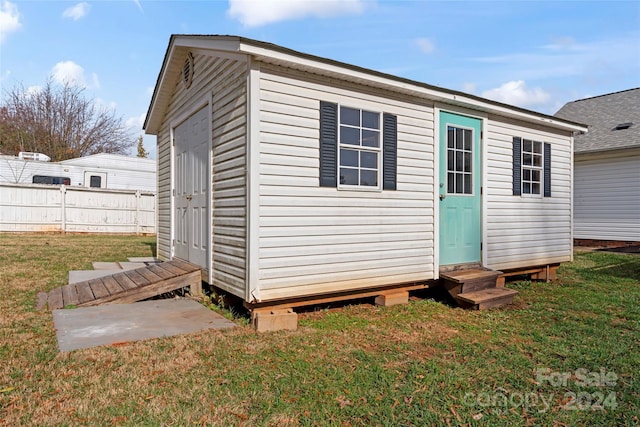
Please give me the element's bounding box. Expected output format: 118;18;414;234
172;239;175;247
481;131;483;139
481;242;483;250
481;186;483;195
173;188;176;196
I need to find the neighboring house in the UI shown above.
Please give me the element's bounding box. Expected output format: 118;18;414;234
555;88;640;246
0;153;156;192
144;35;586;313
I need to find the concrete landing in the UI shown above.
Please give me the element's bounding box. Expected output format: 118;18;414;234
52;299;236;352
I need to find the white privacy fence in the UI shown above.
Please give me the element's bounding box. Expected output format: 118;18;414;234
0;183;156;234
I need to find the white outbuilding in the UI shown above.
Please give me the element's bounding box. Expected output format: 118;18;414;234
144;35;586;324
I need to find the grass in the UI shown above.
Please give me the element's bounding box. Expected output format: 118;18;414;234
1;234;639;426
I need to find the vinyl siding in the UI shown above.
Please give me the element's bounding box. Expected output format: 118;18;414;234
255;64;434;301
211;61;248;297
574;150;640;241
155;53;248;298
484;116;573;270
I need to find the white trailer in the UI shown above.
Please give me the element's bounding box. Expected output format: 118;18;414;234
0;153;156;192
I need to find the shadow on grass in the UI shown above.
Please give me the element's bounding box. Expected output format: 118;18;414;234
574;252;640;282
144;240;157;257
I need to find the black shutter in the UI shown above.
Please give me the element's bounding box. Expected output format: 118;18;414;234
543;142;551;197
319;101;338;187
512;137;522;196
382;113;397;190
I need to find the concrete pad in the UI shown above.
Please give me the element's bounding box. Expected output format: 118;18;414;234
117;262;147;270
128;257;161;263
52;299;236;352
69;269;121;284
92;262;121;270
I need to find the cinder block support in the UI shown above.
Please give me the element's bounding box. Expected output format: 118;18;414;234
252;308;298;332
375;291;409;307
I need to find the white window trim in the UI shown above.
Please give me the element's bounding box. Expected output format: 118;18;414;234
520;138;543;198
445;122;476;197
337;105;382;191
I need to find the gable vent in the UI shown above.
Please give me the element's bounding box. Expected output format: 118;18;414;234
613;122;633;131
183;52;194;89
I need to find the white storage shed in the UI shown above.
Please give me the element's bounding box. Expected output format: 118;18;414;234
144;35;586;313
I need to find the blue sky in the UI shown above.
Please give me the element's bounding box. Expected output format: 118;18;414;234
1;0;638;159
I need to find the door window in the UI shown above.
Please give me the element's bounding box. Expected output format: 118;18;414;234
446;126;473;195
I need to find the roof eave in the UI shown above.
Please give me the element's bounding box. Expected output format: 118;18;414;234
236;39;587;133
145;35;588;135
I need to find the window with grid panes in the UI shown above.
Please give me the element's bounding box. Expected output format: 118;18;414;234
446;126;473;194
522;139;543;195
338;106;381;188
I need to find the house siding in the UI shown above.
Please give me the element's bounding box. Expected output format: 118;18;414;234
155;53;248;298
574;149;640;242
255;64;435;301
211;60;248;297
484;116;573;270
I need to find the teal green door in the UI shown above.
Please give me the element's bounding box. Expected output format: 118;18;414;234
439;112;482;266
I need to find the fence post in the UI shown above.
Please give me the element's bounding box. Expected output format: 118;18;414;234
60;185;66;234
135;190;140;236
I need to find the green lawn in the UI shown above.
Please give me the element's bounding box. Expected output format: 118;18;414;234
1;234;638;426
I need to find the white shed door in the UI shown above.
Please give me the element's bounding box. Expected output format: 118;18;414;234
174;106;209;268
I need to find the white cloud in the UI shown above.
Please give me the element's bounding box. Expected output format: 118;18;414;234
481;80;550;107
51;60;99;89
0;69;10;82
126;113;146;131
90;73;101;90
415;37;435;54
25;85;43;97
94;98;117;111
543;36;577;51
227;0;366;27
0;0;21;44
62;2;90;20
471;32;639;82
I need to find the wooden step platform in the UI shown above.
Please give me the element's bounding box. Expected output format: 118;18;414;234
441;268;503;296
37;259;201;311
440;267;517;310
440;269;502;284
456;288;519;310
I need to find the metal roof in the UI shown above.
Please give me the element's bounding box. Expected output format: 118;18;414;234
555;88;640;154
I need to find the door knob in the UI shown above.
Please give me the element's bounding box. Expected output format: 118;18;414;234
439;194;446;201
186;194;192;201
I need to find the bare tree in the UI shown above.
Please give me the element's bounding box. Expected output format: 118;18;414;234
0;79;135;161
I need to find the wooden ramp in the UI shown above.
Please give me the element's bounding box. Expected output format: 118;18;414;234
38;260;201;310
